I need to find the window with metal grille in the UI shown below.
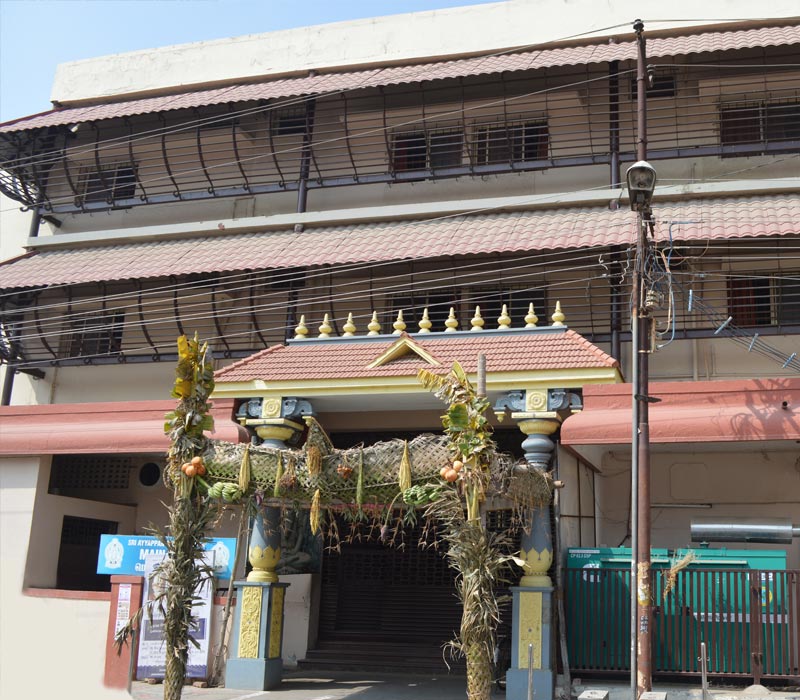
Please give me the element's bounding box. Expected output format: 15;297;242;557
66;311;125;357
83;164;137;203
727;275;800;327
56;515;118;591
391;128;464;172
473;120;549;165
49;454;133;492
629;74;677;100
271;107;308;136
776;277;800;325
720;101;800;149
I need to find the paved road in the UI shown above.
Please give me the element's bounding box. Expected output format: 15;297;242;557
131;672;800;700
131;671;469;700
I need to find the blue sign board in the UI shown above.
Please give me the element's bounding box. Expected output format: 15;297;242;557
97;535;237;579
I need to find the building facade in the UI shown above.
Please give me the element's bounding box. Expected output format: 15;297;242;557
1;1;799;696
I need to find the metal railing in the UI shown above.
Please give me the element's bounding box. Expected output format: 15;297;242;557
564;567;800;683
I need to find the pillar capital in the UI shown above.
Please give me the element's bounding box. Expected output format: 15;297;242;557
237;396;314;447
511;411;562;437
253;418;304;447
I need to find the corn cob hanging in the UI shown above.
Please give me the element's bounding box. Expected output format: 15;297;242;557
273;452;284;498
398;440;412;493
238;443;251;493
355;449;364;508
307;445;322;477
310;488;322;534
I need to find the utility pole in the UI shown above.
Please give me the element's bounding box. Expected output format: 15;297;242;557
627;18;656;700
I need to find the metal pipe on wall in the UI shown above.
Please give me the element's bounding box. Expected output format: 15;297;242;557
295;100;317;217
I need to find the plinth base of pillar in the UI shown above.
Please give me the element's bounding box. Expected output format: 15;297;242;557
225;657;282;690
506;667;554;700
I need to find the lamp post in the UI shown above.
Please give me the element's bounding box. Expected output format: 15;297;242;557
628;19;656;699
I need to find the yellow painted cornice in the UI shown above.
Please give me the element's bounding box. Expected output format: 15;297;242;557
366;335;442;369
212;366;622;399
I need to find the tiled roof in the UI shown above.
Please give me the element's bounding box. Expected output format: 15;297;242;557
1;193;797;290
213;329;618;383
2;24;797;133
561;378;800;446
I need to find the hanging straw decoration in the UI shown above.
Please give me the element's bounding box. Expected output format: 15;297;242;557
398;440;412;493
310;489;322;534
238;443;251;493
307;445;322;477
355;449;364;508
273;452;284;498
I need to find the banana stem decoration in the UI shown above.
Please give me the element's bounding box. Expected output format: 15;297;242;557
418;362;500;700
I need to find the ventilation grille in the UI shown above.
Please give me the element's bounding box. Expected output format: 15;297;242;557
50;454;133;491
60;514;118;546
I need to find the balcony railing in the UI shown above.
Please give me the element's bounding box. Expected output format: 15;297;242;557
1;54;797;215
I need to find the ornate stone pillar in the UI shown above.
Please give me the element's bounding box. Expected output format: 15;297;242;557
226;397;312;691
506;403;562;700
514;412;560;587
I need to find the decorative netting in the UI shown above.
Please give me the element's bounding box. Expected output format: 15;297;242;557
203;429;550;513
205;432;454;507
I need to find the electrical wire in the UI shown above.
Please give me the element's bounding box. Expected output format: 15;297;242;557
0;68;639;212
0;21;641;169
2;39;795;205
0;178;639;301
5;250;618;343
7;271;615;369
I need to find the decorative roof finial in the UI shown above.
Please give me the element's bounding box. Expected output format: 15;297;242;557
470;306;484;331
497;304;511;329
367;311;382;336
294;315;309;339
551;300;566;327
318;313;333;338
342;312;356;337
418;308;432;333
444;307;459;333
524;303;539;329
393;310;407;335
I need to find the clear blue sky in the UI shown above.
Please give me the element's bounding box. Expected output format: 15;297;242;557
0;0;498;123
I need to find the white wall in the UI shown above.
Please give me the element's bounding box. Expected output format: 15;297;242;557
0;192;31;262
50;0;800;106
594;448;800;568
0;456;129;700
24;457;137;588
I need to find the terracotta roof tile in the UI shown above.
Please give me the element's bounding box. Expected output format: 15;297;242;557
213;328;617;383
1;193;797;290
2;25;797;132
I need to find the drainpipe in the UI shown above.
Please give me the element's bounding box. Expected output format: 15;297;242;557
608;60;623;364
1;208;42;405
609;59;621;192
294;99;317;226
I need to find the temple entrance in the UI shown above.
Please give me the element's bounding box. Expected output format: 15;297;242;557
300;429;523;671
311;520;463;671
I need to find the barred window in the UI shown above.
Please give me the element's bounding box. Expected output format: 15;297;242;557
473;120;549;165
66;311;125;357
83;164;137;203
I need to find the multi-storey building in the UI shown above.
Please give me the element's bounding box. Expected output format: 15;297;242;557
1;2;799;696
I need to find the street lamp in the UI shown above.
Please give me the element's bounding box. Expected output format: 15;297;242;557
626;160;657;212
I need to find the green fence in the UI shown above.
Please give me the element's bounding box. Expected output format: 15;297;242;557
564;548;797;682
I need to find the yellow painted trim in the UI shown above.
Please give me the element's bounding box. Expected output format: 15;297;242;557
366;336;442;369
212;367;622;399
238;586;262;659
518;591;543;669
268;587;285;659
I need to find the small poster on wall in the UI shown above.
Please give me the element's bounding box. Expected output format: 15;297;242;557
136;553;214;680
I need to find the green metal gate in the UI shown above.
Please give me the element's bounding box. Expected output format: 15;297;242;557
564;548;796;682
